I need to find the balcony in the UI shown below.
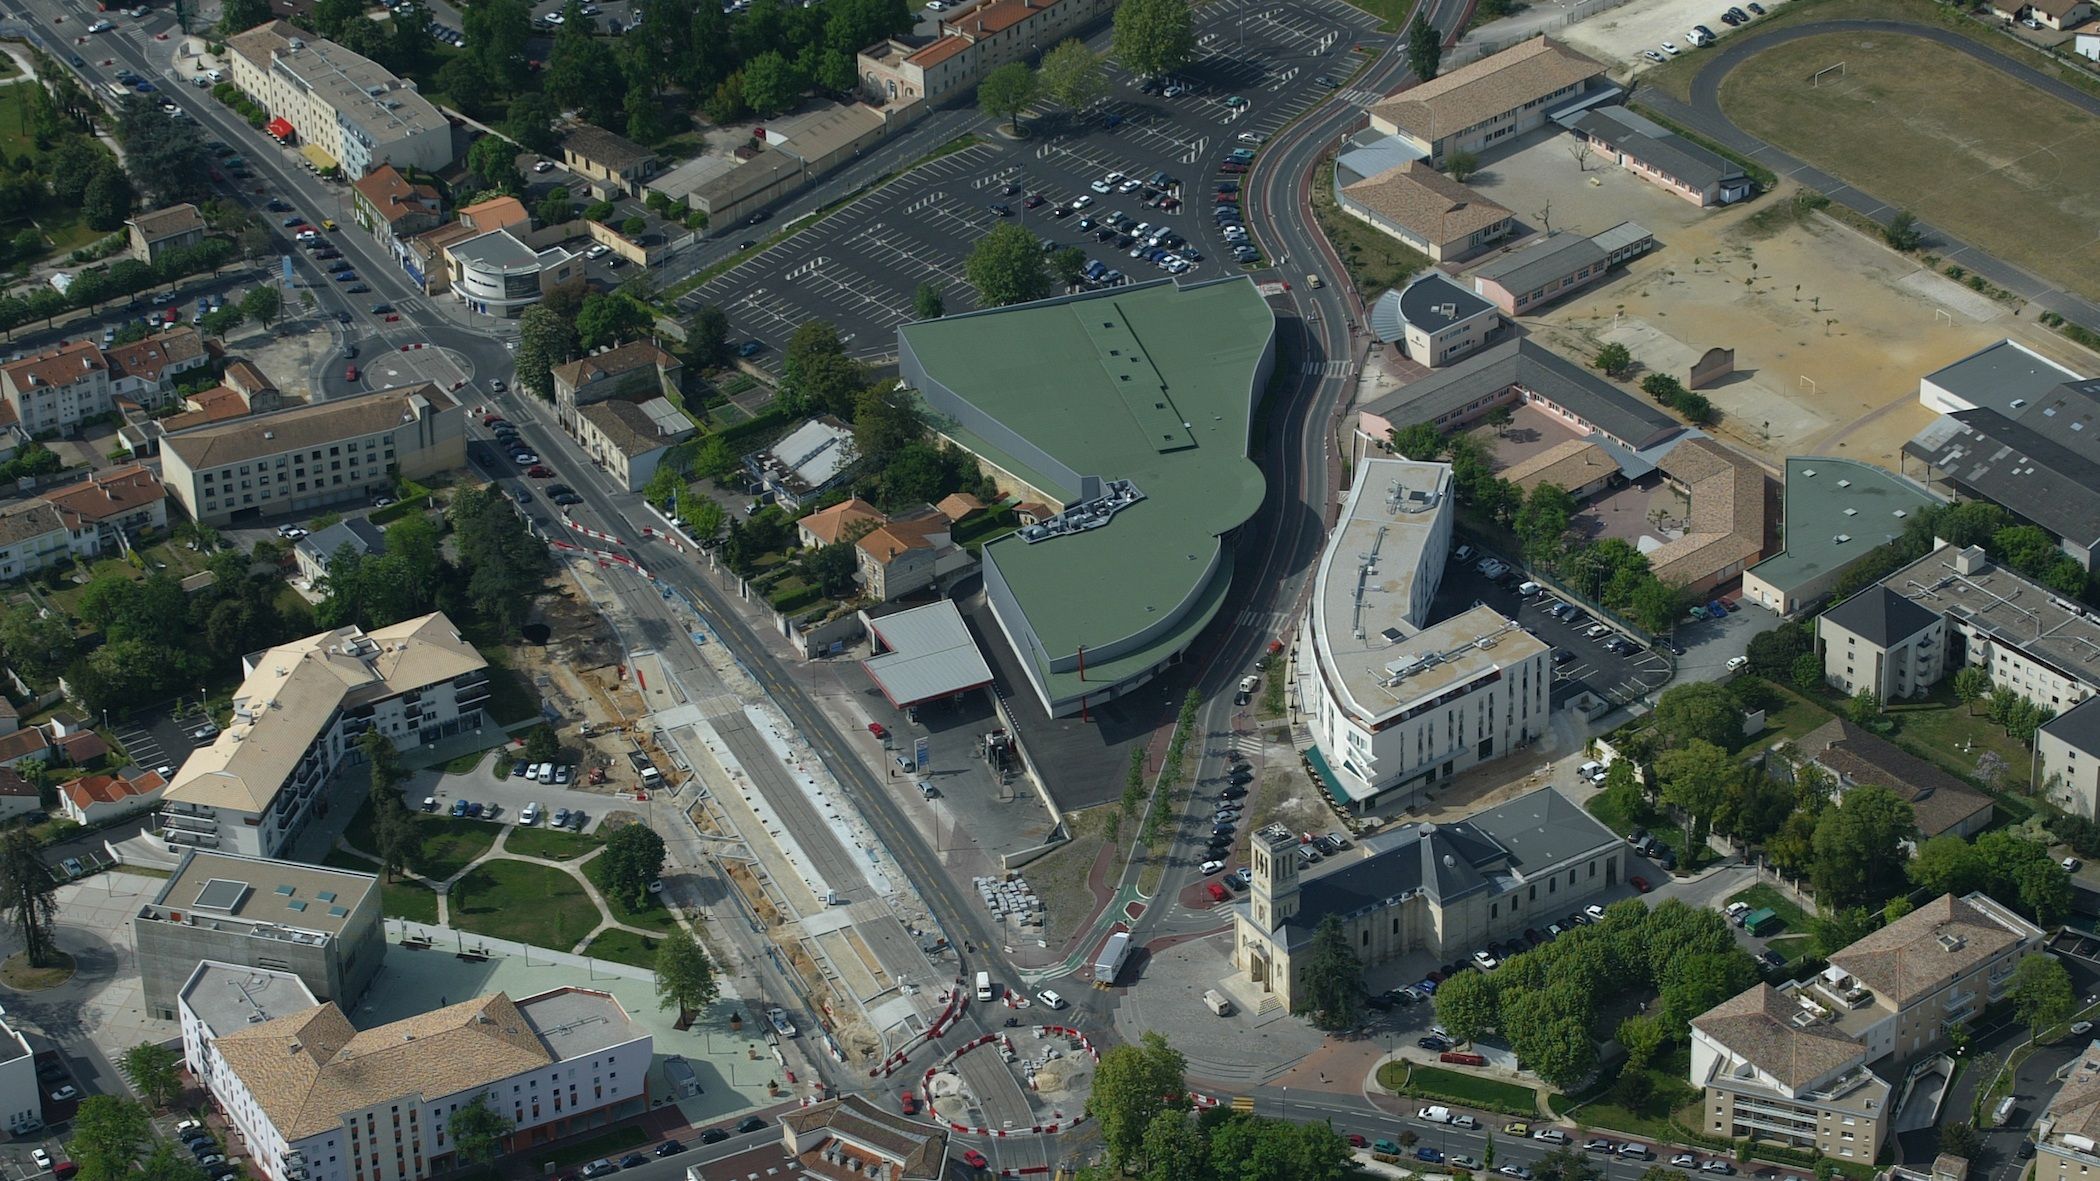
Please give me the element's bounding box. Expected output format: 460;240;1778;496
161;810;217;833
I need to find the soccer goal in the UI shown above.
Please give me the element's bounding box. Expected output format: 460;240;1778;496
1810;61;1847;87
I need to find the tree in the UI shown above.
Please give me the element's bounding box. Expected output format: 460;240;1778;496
0;829;59;967
1658;738;1735;857
241;284;282;329
1883;209;1923;252
1039;38;1108;111
1940;1121;1981;1161
1652;681;1741;751
1594;341;1632;377
466;135;524;197
82;162;135;232
523;725;561;765
1790;651;1825;695
1140;1110;1206;1181
119;1041;181;1108
1390;422;1444;461
1087;1031;1187;1170
72;1096;151;1181
686;304;732;369
804;542;861;597
1207;1118;1352;1181
448;1094;513;1163
912;282;945;320
1513;482;1574;567
0;606;75;684
1111;0;1195;81
136;1142;208;1181
1445;149;1480;182
1433;964;1497;1043
1616;1013;1667;1073
1909;834;1986;898
1810;783;1916;910
978;63;1039;134
2009;953;2075;1044
602;823;668;908
741;49;802;116
1845;688;1882;726
1658;950;1758;1033
851;382;925;463
518;305;580;399
575;292;653;351
965;222;1052;307
1292;914;1364;1030
537;186;576;227
1406;14;1442;81
219;0;268;31
654;929;721;1016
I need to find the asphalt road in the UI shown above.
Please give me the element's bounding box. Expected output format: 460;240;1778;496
1639;17;2100;328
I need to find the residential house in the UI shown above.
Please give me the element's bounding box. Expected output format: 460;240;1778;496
1364;36;1607;163
0;768;38;824
0;501;74;581
550;341;681;433
0;340;111;435
853;508;973;601
571;398;695;493
1234;789;1620;1011
42;463;170;552
1337;162;1514;263
1691;893;2044;1161
160;385;465;525
60;768;168;826
181;964;649;1181
558;125;658;198
293;517;387;584
797;498;885;549
351;164;444;243
1990;0;2095;26
1790;718;1994;840
0;727;48;771
126;204;208;265
105;326;210;409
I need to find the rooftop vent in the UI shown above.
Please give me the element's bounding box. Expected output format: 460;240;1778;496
1837;479;1852;488
1937;932;1966;952
1834;534;1851;544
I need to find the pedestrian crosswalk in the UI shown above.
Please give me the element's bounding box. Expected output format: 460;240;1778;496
1237;608;1291;631
1302;359;1354;376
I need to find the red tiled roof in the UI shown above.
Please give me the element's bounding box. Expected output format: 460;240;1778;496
43;463;165;524
58;731;109;764
0;767;33;798
1;340;105;391
906;35;972;67
0;729;49;763
105;326;204;384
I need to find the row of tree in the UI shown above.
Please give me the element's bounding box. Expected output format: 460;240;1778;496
1087;1031;1354;1180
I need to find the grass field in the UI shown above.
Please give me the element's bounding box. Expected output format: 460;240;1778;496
504;826;603;861
1718;31;2100;302
451;861;601;949
584;928;664;969
344;798;499;883
1380;1062;1540;1114
320;848;441;924
583;856;680;934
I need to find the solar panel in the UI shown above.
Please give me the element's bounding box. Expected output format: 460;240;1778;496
286;900;307;912
193;878;250;911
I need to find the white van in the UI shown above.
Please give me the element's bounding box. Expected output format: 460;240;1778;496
535;762;555;782
975;972;994;1002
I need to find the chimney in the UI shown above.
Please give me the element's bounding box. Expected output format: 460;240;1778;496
1955;545;1987;575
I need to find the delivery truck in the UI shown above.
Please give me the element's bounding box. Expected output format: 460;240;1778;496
1093;931;1132;987
1202;989;1232;1016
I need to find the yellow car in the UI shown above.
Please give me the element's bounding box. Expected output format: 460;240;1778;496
321;218;338;230
1504;1122;1531;1136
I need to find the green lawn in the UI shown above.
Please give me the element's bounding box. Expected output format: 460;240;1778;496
584;856;679;933
450;860;602;950
1381;1063;1540;1114
320;848;440;924
438;750;493;774
955;506;1020;554
1549;1047;1698;1140
1885;686;2034;793
504;826;604;861
1312;158;1431;295
1727;883;1808;936
1752;681;1836;746
344;798;499;883
584;927;664;969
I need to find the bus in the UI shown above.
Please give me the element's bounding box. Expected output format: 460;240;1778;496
103;82;130;101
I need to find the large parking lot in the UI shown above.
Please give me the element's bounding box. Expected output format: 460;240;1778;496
683;0;1382;370
1431;551;1676;709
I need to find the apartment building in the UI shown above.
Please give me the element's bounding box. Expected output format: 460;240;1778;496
1818;541;2100;711
570;398;693;493
1234;789;1621;1011
181;963;650;1181
0;340;110;435
159;612;489;860
856;0;1115;106
2039;698;2100;821
550;341;680;433
0;1011;34;1136
1691;893;2045;1160
160;385;464;526
2036;1039;2100;1181
225;21;451;178
0;464;170;581
1295;457;1550;811
135;849;385;1021
127;204;208;264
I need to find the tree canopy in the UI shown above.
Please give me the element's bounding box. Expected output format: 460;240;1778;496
964;222;1052;307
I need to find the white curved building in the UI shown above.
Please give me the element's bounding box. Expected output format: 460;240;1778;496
1295;457;1550;812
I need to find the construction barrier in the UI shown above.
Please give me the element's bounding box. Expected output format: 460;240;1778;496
869;978;969;1079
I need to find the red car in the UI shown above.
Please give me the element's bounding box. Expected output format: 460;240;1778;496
344;364;359;382
1630;875;1651;893
899;1092;918;1114
961;1149;987;1169
482;413;506;427
867;721;888;740
527;465;554;478
1347;1135;1367;1149
1216;193;1240;203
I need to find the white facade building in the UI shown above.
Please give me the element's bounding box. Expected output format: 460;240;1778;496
159;613;489;860
1294;457;1550;812
0;1009;37;1136
180;963;651;1181
224;22;450;178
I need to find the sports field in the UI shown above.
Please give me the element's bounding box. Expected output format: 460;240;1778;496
1718;31;2100;302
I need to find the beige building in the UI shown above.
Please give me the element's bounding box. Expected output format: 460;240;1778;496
1365;36;1606;163
854;509;974;602
572;398;694;493
1791;718;1994;841
856;0;1115;107
2039;699;2100;820
0;340;111;435
126;204;207;264
1648;436;1772;595
2036;1039;2100;1181
1233;788;1620;1011
161;385;464;526
1368;272;1502;368
550;341;681;433
225;21;450;177
797;498;885;549
558;125;658;199
1337;162;1513;264
1691;893;2044;1161
351;164;444;240
1818;541;2100;712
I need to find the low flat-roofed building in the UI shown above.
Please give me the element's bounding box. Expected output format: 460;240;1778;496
1234;788;1619;1010
860;600;996;709
1743;458;1945;616
1359;338;1685;455
160;612;488;859
444;229;582;319
745;416;858;511
1566;106;1752;207
1469;223;1654;315
1369;271;1503;368
135;848;384;1019
1295;456;1550;810
1905;383;2100;571
161;385;464;525
559;124;658;198
1338;162;1513;263
573;397;695;493
1918;339;2081;417
1366;36;1606;163
896;277;1275;718
181;964;650;1181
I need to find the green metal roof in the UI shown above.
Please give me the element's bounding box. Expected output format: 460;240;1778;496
1746;458;1942;597
900;278;1274;707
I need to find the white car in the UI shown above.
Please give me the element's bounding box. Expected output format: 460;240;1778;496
534;160;554;173
1660;41;1680;54
1726;655;1750;671
89;19;113;31
1200;859;1225;874
31;1150;51;1172
191;723;217;741
2065;857;2083;873
1672;1156;1699;1169
1036;989;1066;1010
1070;194;1093;209
521;801;541;825
1472;948;1499;970
1090;179;1113;194
585;244;611;259
766;1006;799;1038
47;1086;76;1103
1584;903;1607;920
1237;132;1265;144
1642;49;1666;63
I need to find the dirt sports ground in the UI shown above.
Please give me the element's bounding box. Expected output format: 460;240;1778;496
1718;31;2100;305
